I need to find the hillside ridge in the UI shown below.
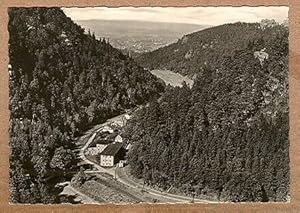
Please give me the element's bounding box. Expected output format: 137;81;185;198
136;21;288;77
8;7;164;203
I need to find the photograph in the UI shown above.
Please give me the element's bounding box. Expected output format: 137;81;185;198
8;6;289;204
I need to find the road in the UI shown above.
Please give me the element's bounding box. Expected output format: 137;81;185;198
78;114;216;203
116;167;216;203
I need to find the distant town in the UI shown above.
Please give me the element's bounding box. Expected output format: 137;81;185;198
110;36;173;54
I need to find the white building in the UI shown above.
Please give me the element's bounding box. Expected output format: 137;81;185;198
96;143;108;153
100;143;125;167
124;114;131;120
85;147;101;156
114;135;123;143
102;126;114;133
100;155;114;167
118;160;127;168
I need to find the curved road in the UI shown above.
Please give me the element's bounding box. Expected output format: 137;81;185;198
79;114;216;203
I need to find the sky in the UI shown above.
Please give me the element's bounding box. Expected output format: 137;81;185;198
63;7;288;26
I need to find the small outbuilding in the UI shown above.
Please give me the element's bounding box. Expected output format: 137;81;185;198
118;160;127;168
125;144;132;151
102;126;114;133
114;135;123;143
124;114;131;120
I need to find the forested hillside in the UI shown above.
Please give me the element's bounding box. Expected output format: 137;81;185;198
8;8;164;203
136;20;288;77
124;21;289;202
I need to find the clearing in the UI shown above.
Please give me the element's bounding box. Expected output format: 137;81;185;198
150;69;193;88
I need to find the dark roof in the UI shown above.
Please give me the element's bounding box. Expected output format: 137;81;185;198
89;137;113;147
96;131;109;137
101;143;123;156
94;138;113;145
106;132;119;140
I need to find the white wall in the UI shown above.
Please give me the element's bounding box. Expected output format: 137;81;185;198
96;144;108;153
100;155;114;167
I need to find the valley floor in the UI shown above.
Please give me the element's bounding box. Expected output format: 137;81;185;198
61;112;216;204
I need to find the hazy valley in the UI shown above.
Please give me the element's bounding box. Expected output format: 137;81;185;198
75;20;209;55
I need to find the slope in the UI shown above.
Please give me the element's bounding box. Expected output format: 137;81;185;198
8;7;164;203
136;21;288;77
124;21;289;202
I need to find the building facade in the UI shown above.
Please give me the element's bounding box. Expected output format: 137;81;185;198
85;147;101;156
100;155;115;167
96;143;108;153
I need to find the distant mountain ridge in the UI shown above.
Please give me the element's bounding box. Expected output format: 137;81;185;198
75;19;208;37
